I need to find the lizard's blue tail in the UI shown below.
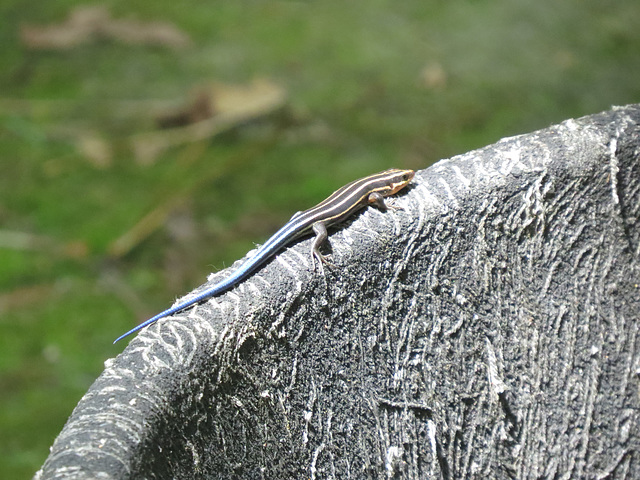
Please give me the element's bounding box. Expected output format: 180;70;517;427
113;309;175;344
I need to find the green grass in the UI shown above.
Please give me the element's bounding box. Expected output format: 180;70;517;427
0;0;639;477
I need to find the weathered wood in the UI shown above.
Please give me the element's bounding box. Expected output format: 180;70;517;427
37;104;640;479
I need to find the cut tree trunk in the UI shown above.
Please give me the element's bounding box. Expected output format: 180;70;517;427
37;104;640;479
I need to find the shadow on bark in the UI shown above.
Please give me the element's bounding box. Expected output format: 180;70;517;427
37;104;640;479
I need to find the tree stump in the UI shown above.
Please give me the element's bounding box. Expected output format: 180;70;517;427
37;104;640;479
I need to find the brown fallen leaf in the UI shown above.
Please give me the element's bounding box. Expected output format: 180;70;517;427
420;62;448;90
132;78;287;165
102;15;191;50
156;90;215;129
20;5;191;50
76;132;113;169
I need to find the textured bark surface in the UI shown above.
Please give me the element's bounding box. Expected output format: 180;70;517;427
37;105;640;479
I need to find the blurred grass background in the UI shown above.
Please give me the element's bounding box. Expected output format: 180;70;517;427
0;0;638;476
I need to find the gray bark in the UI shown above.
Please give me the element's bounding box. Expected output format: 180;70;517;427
37;104;640;479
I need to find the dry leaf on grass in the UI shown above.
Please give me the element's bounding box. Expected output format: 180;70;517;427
132;78;287;165
420;62;448;90
20;5;191;50
76;132;113;169
156;90;216;129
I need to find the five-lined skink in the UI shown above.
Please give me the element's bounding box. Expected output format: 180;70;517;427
114;168;414;343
